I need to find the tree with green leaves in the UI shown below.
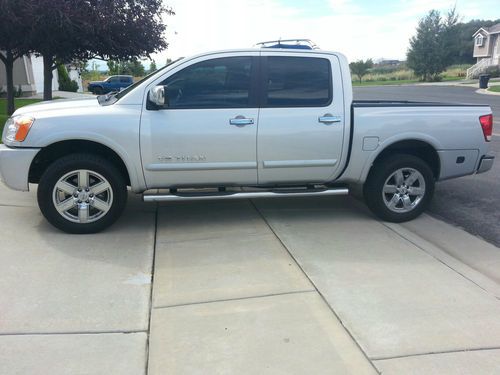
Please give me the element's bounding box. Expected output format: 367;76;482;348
107;59;146;76
349;59;374;83
407;9;459;81
107;60;120;75
441;7;460;67
128;59;146;77
24;0;173;100
0;0;31;115
149;60;158;74
27;0;95;101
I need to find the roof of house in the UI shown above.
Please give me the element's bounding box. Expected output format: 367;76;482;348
473;23;500;37
487;23;500;34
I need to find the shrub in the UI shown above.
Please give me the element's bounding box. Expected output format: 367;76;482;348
443;65;468;78
14;85;23;98
57;64;79;92
485;66;500;78
471;66;500;79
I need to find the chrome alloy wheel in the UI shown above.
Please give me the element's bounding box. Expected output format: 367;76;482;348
382;168;426;213
52;169;113;224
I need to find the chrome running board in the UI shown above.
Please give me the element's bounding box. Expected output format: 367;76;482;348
143;187;349;203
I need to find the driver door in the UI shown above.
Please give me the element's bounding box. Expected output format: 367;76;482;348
140;53;260;188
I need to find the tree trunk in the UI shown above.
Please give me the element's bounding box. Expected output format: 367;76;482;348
42;54;54;101
5;51;16;116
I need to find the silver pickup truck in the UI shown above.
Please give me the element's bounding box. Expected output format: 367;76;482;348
0;46;495;233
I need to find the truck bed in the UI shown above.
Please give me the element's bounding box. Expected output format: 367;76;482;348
352;100;486;108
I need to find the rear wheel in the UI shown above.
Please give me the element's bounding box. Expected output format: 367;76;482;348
37;154;127;234
363;154;435;222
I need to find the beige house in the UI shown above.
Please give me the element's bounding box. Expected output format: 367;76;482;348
0;54;83;96
467;23;500;78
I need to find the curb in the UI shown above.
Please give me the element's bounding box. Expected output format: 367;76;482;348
348;198;500;297
384;217;500;300
475;88;500;96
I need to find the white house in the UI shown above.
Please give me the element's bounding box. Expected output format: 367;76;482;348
0;54;83;96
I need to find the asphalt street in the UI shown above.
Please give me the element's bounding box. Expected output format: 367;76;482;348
354;85;500;247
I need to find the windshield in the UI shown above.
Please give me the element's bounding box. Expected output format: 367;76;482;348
114;58;184;101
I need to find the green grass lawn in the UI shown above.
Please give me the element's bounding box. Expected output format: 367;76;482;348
0;98;42;141
488;85;500;93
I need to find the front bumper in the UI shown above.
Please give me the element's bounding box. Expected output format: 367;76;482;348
477;155;495;174
0;144;40;191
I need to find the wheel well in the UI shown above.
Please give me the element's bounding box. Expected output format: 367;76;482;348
372;140;440;179
29;140;131;185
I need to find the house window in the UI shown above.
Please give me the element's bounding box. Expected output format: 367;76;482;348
476;34;484;47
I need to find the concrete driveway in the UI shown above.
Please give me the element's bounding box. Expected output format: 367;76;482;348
1;184;500;374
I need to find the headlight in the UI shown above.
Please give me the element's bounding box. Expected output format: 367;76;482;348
4;115;35;142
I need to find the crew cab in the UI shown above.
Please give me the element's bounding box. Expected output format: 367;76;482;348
87;75;133;95
0;42;495;233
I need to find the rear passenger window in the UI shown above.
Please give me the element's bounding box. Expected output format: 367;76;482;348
265;57;331;107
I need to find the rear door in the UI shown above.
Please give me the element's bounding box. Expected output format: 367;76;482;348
257;53;345;184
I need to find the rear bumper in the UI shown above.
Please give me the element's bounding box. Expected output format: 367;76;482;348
477;155;495;174
0;145;40;191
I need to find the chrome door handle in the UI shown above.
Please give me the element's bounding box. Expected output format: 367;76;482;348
319;114;342;124
230;117;254;126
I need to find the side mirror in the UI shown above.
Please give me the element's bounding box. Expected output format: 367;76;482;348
149;86;168;107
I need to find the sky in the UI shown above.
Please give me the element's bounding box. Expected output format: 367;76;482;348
92;0;499;69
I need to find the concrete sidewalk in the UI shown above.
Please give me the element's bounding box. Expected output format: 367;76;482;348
25;91;94;99
1;185;500;374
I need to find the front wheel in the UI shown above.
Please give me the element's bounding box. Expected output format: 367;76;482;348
37;154;127;234
363;154;435;222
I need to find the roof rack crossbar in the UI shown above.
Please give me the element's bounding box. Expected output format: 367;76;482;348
255;39;319;50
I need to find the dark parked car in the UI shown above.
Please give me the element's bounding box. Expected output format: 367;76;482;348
87;75;134;95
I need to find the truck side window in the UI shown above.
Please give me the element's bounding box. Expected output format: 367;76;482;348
162;57;252;109
265;57;331;107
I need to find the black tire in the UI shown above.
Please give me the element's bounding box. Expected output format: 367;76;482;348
363;154;435;222
38;153;127;234
94;87;103;95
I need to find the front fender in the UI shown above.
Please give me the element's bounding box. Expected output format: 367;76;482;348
32;131;146;192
